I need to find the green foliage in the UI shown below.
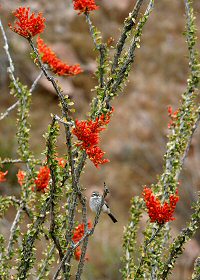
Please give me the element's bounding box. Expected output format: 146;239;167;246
122;196;144;279
10;80;32;160
90;0;155;118
17;195;51;279
0;234;9;279
0;196;14;218
161;194;200;279
192;256;200;280
37;243;56;279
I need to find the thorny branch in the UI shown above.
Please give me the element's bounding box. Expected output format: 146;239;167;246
191;256;200;280
1;159;30;164
10;196;49;240
53;184;109;280
134;224;163;278
75;195;88;280
180;110;200;170
0;102;19;121
0;18;16;87
85;13;98;49
6;206;24;257
47;117;67;278
85;13;107;92
10;197;33;220
2;66;37;258
17;197;51;278
100;0;154;112
36;244;55;280
111;0;145;73
108;0;154;96
161;194;200;279
0;71;43;121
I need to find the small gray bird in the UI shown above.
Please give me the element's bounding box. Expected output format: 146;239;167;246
89;191;118;223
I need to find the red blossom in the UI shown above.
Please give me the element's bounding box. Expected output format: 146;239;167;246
37;36;82;76
56;157;67;168
34;166;50;192
73;0;99;14
0;171;8;182
73;112;112;149
86;146;109;168
143;187;179;224
72;110;113;167
72;221;92;261
17;170;26;186
74;247;82;261
73;119;99;148
168;106;179;128
9;7;45;39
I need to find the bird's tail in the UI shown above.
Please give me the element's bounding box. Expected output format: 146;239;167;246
108;213;118;223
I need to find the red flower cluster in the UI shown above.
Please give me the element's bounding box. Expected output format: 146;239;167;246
86;146;108;167
37;37;82;76
34;166;50;192
9;7;45;39
56;157;67;168
168;106;179;129
73;0;99;14
72;110;113;167
17;170;26;186
0;171;8;182
143;187;179;224
72;221;92;260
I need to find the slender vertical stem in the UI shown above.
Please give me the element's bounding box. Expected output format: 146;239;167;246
111;0;145;73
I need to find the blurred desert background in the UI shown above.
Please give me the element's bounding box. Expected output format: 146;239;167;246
0;0;200;279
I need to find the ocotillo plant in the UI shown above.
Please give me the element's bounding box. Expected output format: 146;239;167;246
0;0;199;279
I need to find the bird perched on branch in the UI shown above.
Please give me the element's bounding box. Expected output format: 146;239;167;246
89;191;118;223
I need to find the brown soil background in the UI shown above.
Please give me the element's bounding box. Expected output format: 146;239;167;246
0;0;200;279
